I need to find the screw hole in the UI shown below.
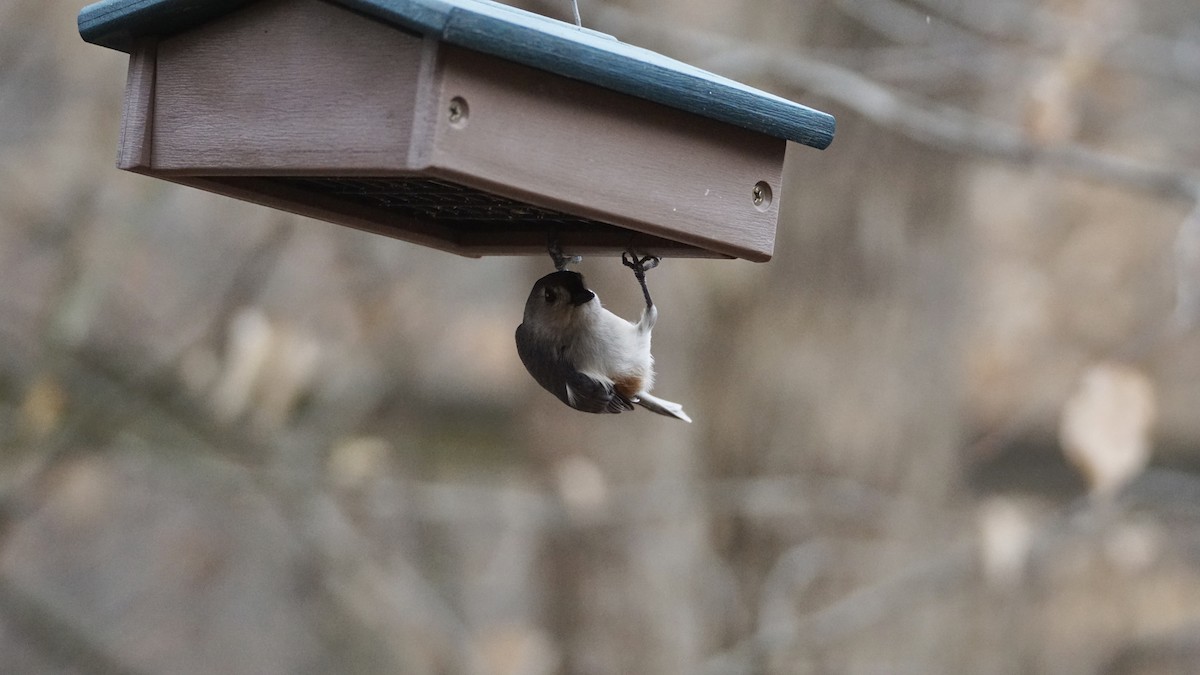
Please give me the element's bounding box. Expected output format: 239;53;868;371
448;96;469;128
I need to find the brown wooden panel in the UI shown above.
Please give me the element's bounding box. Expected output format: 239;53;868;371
429;45;784;261
151;0;427;172
119;0;782;260
117;39;156;170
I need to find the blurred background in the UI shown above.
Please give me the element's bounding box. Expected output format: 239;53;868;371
3;0;1200;672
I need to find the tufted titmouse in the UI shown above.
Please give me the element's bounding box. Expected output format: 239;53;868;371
515;252;692;422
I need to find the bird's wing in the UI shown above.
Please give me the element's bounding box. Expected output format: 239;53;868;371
515;324;634;414
565;370;636;414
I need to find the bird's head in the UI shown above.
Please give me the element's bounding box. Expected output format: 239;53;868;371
522;270;597;330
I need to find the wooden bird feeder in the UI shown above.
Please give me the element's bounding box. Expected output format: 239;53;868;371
78;0;835;261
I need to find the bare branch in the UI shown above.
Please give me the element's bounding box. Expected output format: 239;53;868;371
0;574;148;675
591;3;1200;202
1172;201;1200;331
903;0;1200;86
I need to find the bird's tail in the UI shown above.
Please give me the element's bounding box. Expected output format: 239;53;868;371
636;393;692;423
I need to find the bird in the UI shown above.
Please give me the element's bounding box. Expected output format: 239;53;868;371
514;252;692;422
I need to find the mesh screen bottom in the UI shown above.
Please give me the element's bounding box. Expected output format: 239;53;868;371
273;176;605;232
197;174;724;257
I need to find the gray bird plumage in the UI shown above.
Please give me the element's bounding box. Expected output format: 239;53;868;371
515;269;691;422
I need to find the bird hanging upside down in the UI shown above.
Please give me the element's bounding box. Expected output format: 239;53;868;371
515;251;692;422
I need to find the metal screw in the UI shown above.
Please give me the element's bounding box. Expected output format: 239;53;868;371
752;181;772;211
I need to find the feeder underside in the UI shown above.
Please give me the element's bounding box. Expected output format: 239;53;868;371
282;177;595;226
192;174;720;258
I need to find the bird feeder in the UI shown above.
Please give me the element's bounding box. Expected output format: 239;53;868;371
78;0;835;261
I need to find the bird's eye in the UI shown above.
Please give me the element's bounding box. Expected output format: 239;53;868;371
544;288;555;303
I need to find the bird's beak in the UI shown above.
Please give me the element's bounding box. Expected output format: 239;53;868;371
571;289;596;306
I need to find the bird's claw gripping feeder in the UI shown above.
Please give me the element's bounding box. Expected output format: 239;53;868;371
78;0;834;262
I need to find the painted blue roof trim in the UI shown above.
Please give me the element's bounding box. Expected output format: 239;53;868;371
79;0;254;53
79;0;835;149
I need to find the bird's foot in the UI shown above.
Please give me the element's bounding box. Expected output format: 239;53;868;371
622;249;659;311
549;237;582;271
621;250;660;276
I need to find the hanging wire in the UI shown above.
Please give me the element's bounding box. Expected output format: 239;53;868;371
570;0;581;27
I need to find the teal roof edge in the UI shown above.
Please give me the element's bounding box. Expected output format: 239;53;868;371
79;0;835;149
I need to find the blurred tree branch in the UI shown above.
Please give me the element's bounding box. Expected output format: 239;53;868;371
590;2;1200;203
0;574;147;675
846;0;1200;86
588;0;1200;365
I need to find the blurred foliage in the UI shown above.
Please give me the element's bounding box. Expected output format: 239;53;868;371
1;0;1200;673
